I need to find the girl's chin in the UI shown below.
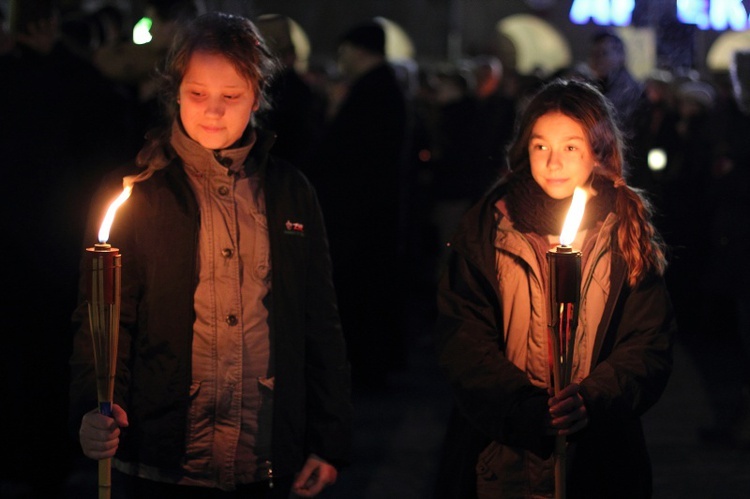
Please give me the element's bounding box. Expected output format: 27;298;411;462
196;137;229;150
543;188;574;199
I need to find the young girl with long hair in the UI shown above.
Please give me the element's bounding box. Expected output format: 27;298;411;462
434;78;676;498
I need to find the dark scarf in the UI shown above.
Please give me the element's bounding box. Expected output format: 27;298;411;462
505;168;616;236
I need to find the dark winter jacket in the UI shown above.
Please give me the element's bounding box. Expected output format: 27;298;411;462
434;184;676;498
69;130;352;480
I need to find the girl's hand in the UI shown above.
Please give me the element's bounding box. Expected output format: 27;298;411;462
78;404;129;460
292;454;338;497
547;382;588;436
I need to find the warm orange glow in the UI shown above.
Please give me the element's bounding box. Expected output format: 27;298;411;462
559;187;587;246
98;186;133;243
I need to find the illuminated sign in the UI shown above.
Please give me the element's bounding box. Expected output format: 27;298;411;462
570;0;635;26
570;0;750;30
677;0;749;30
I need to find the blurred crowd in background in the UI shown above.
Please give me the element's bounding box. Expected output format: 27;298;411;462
1;1;749;497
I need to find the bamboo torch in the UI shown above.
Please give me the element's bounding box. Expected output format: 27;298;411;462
546;187;587;499
86;185;132;499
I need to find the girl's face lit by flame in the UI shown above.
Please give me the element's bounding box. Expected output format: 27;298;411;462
528;111;596;200
178;51;258;150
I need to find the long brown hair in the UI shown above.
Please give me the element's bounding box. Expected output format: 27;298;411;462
505;78;666;286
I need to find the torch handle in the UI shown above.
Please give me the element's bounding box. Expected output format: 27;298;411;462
87;247;121;499
549;306;567;498
97;400;114;499
551;309;567;499
99;458;112;499
554;435;566;499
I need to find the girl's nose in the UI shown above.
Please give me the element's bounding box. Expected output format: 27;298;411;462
547;149;563;170
206;98;225;117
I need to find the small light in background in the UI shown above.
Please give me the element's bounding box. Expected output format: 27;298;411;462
648;148;667;171
133;16;153;45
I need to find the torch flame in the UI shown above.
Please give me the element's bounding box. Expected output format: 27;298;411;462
98;186;133;243
559;187;587;246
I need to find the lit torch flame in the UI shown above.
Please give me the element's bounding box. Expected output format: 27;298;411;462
559;187;588;247
98;185;133;244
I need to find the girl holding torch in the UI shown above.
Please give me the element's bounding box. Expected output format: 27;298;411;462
434;79;676;498
69;12;351;498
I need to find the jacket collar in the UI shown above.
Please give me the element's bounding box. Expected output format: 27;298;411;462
243;128;277;179
170;120;255;177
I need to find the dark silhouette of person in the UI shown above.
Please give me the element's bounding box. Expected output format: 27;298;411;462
587;30;654;194
690;55;750;448
254;13;320;167
92;0;201;148
427;66;484;278
0;3;135;496
471;55;516;189
587;30;644;127
308;20;410;391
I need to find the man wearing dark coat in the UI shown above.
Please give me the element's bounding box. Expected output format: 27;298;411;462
308;20;410;390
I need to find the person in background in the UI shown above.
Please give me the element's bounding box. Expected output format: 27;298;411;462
434;79;676;498
254;13;319;167
93;0;201;147
427;65;484;278
691;50;750;449
308;19;410;391
69;12;352;498
587;30;644;127
587;30;655;194
471;54;517;187
1;3;136;495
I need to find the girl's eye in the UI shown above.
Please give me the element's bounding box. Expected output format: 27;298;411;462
225;95;239;100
